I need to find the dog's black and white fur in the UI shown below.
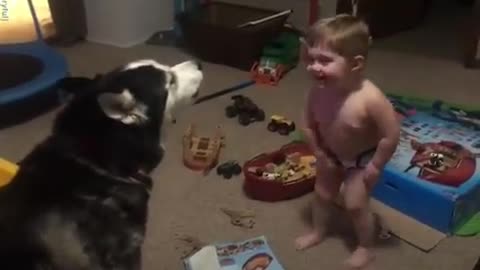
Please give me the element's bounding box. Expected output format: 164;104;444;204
0;59;203;270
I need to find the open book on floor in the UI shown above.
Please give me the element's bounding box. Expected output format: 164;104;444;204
184;236;285;270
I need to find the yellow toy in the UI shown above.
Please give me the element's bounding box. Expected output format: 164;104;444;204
267;115;296;136
0;158;18;188
250;152;316;184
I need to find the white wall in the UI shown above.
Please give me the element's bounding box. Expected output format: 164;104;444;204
84;0;174;47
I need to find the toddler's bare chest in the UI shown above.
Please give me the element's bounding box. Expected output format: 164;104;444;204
312;97;370;136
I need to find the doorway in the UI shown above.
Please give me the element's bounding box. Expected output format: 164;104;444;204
0;0;56;44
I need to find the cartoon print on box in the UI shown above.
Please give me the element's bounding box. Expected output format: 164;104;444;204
404;140;479;187
386;97;480;189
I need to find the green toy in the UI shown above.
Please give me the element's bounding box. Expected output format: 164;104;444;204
250;29;301;86
455;212;480;237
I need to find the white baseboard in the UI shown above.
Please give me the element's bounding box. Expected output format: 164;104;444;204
86;32;155;48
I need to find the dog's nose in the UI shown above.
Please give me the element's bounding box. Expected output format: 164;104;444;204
195;61;202;71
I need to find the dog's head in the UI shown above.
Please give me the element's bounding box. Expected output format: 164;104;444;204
53;59;203;174
122;59;203;120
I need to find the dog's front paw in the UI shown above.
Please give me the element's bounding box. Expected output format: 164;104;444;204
143;146;164;174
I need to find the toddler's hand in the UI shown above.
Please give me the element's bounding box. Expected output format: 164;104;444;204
315;150;337;169
363;162;380;188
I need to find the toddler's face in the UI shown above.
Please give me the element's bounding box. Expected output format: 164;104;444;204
303;42;350;89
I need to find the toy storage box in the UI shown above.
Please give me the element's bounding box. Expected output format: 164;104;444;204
373;110;480;234
243;142;315;202
176;2;291;71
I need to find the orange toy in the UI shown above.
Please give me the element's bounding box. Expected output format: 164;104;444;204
182;124;225;175
0;158;18;188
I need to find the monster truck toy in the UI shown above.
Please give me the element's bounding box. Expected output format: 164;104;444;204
251;29;300;86
267;115;296;135
225;95;265;126
216;161;242;179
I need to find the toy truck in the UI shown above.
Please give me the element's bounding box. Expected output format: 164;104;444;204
267;115;296;135
250;29;300;86
225;95;265;126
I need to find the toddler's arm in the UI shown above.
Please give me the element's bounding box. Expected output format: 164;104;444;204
303;92;322;152
303;94;337;167
367;95;400;170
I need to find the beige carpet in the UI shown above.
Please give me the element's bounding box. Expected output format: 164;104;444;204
2;2;480;270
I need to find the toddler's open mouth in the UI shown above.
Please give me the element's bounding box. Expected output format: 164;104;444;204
314;73;327;82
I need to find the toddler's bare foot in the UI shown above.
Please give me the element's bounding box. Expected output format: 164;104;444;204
344;247;375;269
294;231;323;251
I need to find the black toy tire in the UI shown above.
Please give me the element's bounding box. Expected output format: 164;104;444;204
255;109;265;121
267;121;278;132
290;122;296;132
238;113;251;126
232;164;242;175
226;105;238;118
278;124;290;136
216;166;224;175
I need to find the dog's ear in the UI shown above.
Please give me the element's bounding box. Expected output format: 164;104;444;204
56;75;103;104
97;89;148;125
56;74;102;94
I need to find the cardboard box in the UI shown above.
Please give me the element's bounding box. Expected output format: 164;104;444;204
336;193;447;251
372;109;480;235
176;2;291;71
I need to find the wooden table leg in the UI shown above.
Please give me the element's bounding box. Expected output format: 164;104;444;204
463;0;480;68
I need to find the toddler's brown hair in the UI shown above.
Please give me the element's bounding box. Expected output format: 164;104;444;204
304;14;371;59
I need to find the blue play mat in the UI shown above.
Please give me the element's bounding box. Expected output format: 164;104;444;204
0;0;68;128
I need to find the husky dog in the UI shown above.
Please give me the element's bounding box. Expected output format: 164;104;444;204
0;59;203;270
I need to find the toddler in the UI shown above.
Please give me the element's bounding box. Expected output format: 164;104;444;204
294;14;400;269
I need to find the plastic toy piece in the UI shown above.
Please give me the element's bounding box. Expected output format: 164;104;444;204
432;100;480;131
250;59;285;86
225;95;265;126
182;124;225;175
0;158;18;188
220;207;255;229
216;161;242;179
267;115;296;135
248;152;316;184
250;30;300;86
194;80;255;105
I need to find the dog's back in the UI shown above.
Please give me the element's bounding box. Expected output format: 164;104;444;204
0;135;152;270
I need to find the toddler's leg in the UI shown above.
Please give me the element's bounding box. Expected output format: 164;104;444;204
343;169;376;269
295;166;343;251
